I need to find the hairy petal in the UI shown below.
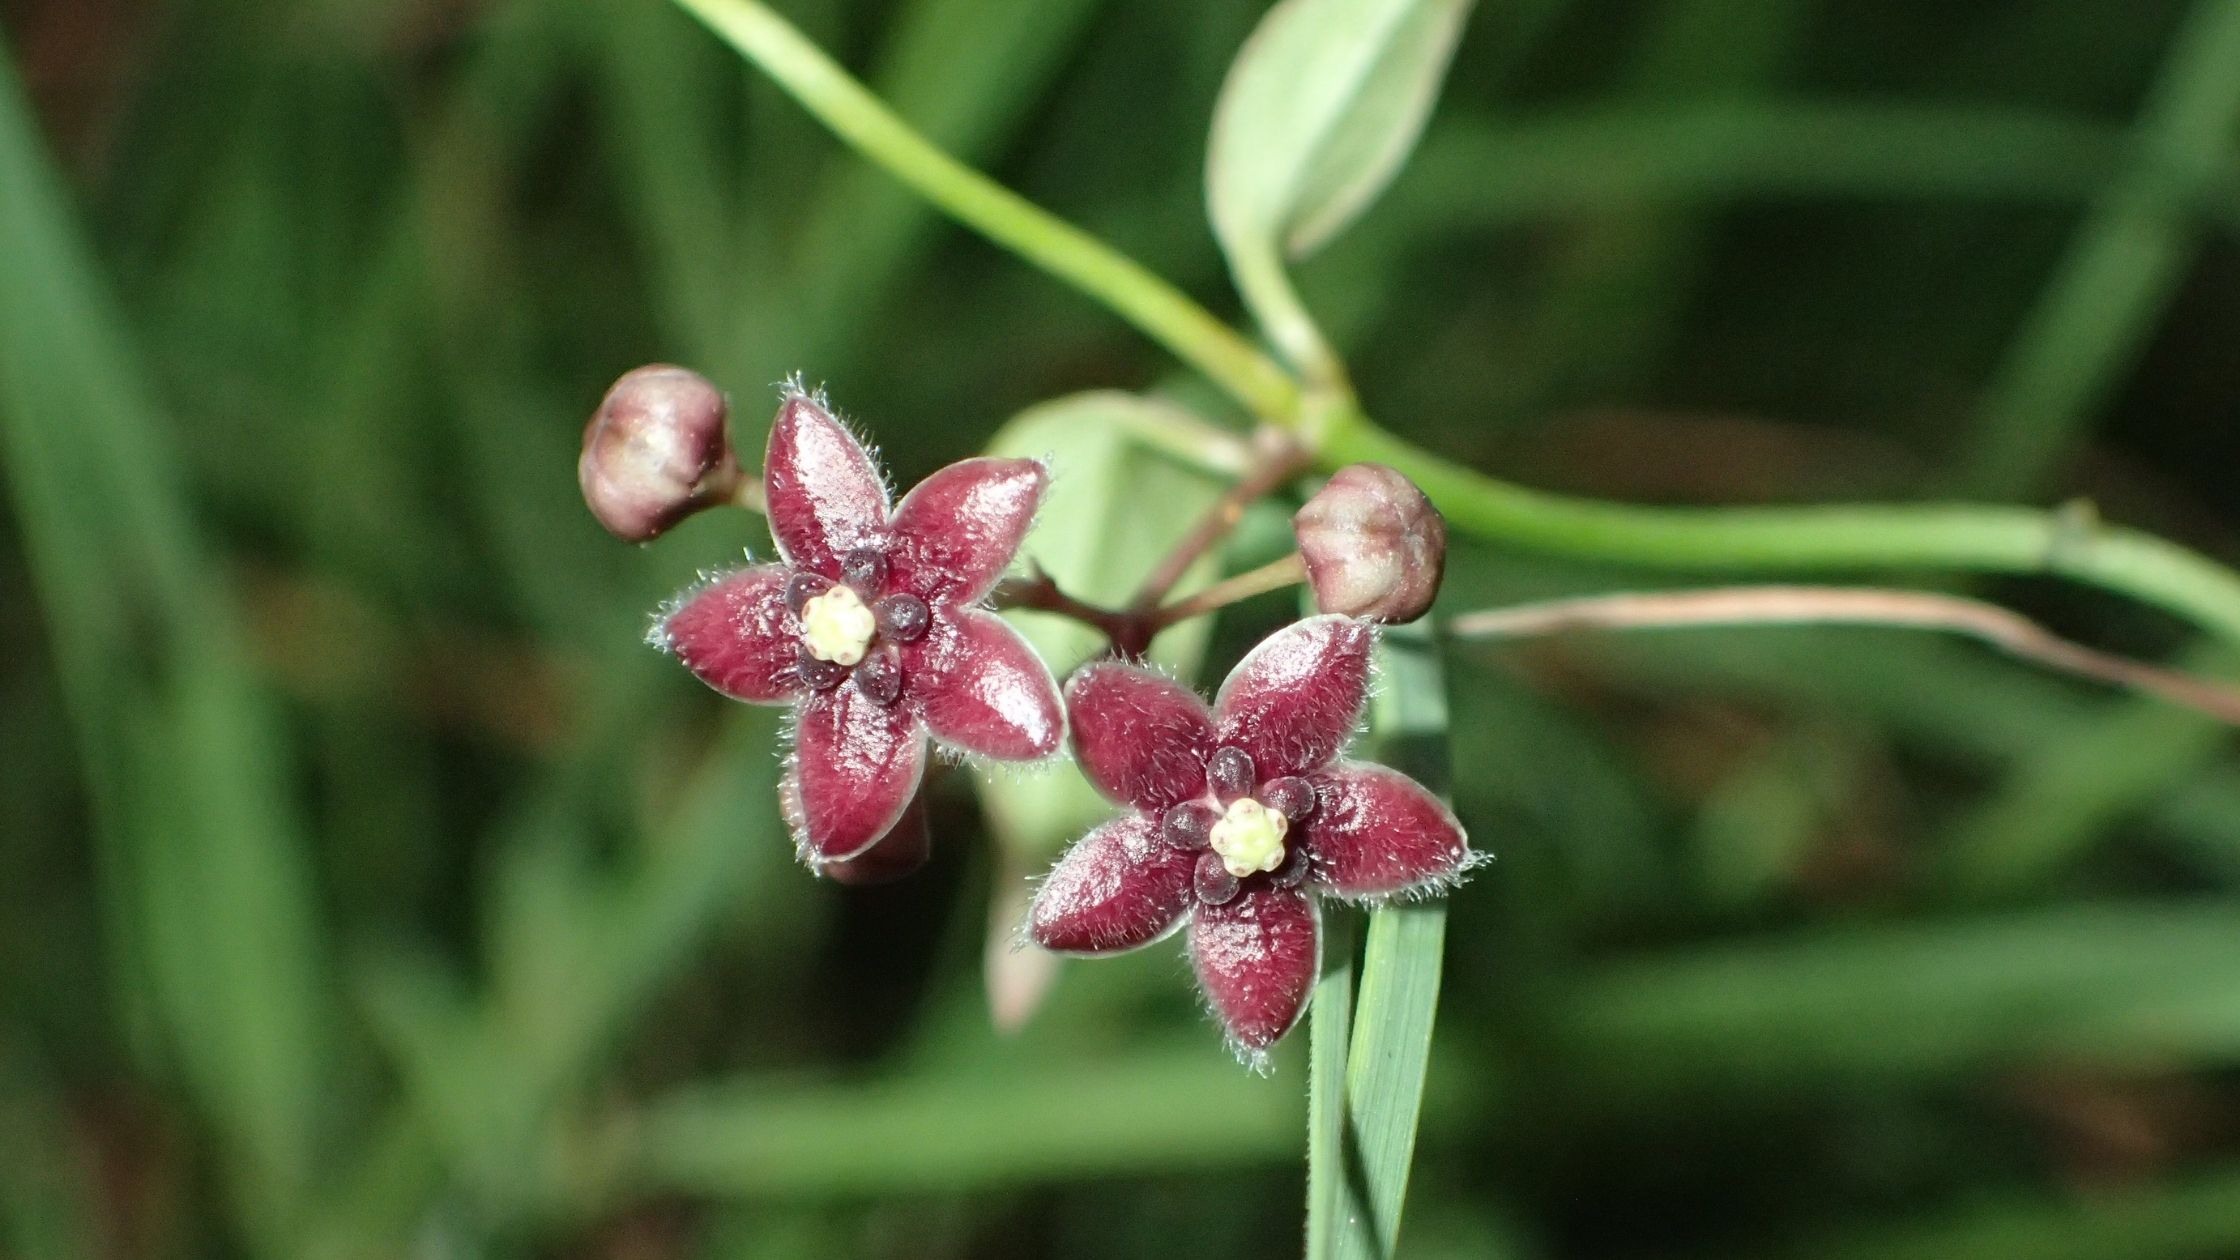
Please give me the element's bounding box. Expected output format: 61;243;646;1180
910;609;1064;760
1303;762;1470;901
816;792;932;885
1065;664;1217;811
763;393;889;574
1027;815;1196;954
1190;885;1320;1053
655;565;803;704
889;457;1046;603
1214;615;1376;778
788;685;927;861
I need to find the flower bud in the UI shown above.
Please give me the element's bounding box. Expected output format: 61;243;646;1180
1291;463;1446;623
579;365;733;542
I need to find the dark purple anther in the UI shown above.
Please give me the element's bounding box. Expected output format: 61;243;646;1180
1193;852;1241;906
1162;801;1218;850
873;593;931;642
854;644;904;707
1260;776;1316;821
796;650;849;692
784;572;830;616
840;547;887;593
1207;746;1257;802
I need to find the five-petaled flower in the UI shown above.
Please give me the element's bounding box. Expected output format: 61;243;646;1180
1026;615;1473;1060
653;388;1064;872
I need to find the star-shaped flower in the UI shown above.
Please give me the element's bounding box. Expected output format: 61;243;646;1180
654;389;1064;871
1026;616;1473;1058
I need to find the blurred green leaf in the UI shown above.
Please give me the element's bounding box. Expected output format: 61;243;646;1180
1208;0;1475;262
1744;1163;2240;1260
1958;0;2240;496
0;35;331;1247
1561;902;2240;1092
1311;620;1455;1260
632;1044;1300;1195
0;1047;97;1260
978;392;1228;864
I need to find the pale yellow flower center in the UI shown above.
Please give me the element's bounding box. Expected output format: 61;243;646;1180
1209;797;1288;879
800;584;876;666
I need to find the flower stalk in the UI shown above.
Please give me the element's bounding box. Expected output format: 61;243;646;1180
1130;428;1313;612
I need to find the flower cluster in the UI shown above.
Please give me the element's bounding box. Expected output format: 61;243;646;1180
592;372;1469;1052
1025;616;1471;1058
650;387;1063;875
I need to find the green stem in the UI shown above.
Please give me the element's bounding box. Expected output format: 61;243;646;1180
668;0;1298;422
1323;415;2240;649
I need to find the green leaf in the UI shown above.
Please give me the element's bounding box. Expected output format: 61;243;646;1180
1208;0;1476;262
1308;619;1455;1259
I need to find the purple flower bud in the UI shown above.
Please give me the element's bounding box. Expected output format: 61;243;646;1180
579;365;733;542
1292;463;1446;623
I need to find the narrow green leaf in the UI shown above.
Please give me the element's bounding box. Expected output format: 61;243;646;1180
1305;912;1357;1257
1957;0;2240;497
1309;620;1455;1259
1208;0;1475;261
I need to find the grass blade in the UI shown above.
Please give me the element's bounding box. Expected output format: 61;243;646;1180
1311;619;1455;1259
0;34;331;1246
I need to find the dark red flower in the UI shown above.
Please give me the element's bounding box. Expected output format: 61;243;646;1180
1026;616;1473;1060
654;388;1064;872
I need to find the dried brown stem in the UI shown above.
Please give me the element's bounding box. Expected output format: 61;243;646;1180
1452;585;2240;727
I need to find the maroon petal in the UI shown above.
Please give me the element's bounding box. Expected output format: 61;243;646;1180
1189;884;1320;1054
888;457;1046;604
787;684;928;861
1065;664;1217;811
908;609;1064;760
763;392;889;575
1303;762;1471;901
815;791;931;885
1213;615;1376;778
654;565;804;704
1027;815;1196;954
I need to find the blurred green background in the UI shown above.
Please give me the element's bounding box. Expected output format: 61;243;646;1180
6;0;2240;1256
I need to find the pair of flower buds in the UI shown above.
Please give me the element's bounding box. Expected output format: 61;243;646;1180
581;367;1470;1056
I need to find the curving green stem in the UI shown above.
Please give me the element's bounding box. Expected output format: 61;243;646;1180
670;0;2240;654
667;0;1298;422
1322;417;2240;648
